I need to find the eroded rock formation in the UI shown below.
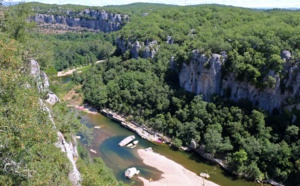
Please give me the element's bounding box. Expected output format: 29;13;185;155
116;37;158;59
32;9;129;33
30;60;80;185
179;50;226;100
177;50;300;112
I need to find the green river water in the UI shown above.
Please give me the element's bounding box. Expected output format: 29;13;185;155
81;113;262;186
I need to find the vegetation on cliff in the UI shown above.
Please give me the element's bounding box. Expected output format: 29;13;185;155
68;4;300;185
7;2;300;185
79;56;300;184
0;3;124;186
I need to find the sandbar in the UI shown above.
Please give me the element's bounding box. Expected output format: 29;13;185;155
137;149;219;186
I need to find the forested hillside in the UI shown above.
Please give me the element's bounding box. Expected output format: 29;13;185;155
71;4;300;185
5;2;300;185
0;3;126;186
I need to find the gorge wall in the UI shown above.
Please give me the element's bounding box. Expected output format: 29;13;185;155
32;9;129;33
178;50;300;112
116;37;159;59
29;60;81;185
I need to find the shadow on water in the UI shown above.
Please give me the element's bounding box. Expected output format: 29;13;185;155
81;113;261;186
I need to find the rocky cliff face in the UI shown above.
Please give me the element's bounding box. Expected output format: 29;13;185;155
30;60;80;185
29;60;60;105
33;9;129;33
178;50;300;112
179;50;226;100
116;37;158;59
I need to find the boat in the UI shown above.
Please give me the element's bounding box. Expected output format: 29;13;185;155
125;167;140;179
200;172;210;179
90;149;97;154
127;143;134;148
126;140;139;148
94;126;101;129
119;135;135;146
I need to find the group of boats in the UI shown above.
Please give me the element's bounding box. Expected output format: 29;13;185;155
118;135;139;148
119;135;141;179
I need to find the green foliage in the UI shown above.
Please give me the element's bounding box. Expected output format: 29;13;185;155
0;34;71;185
52;103;93;145
80;55;300;182
23;31;115;70
173;138;182;148
76;144;128;186
0;3;129;186
20;2;300;184
2;3;35;42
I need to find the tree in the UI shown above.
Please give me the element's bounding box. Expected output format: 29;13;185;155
2;3;35;42
204;125;223;156
173;138;183;148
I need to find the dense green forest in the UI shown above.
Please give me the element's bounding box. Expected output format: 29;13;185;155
68;3;300;185
0;3;126;186
3;1;300;185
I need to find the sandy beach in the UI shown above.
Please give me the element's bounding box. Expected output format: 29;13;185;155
137;149;219;186
73;104;98;114
57;68;77;77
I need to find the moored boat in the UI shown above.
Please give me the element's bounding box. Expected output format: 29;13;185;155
127;143;134;148
125;167;140;179
119;135;135;146
90;149;97;154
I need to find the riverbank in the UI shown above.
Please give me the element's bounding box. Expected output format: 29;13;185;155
101;109;171;143
73;104;98;114
137;149;219;186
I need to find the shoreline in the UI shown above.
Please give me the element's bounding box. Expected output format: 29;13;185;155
137;149;219;186
72;104;99;114
100;108;172;143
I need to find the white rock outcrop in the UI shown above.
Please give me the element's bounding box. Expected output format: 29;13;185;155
33;10;129;33
178;50;300;112
179;50;226;101
55;131;80;186
116;38;158;59
32;60;81;185
46;92;60;105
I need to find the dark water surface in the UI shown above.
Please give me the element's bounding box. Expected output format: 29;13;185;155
81;113;261;186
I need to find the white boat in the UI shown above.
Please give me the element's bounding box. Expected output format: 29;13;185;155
126;140;139;148
119;135;135;146
133;140;139;145
200;172;210;179
127;143;134;148
125;167;140;179
94;126;101;129
90;149;97;154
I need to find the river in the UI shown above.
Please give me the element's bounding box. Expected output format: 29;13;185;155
81;112;261;186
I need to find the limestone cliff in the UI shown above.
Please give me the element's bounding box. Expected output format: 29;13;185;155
29;60;59;105
29;60;81;185
179;50;226;100
116;37;158;59
32;9;129;33
178;50;300;112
